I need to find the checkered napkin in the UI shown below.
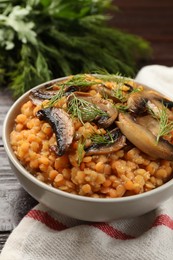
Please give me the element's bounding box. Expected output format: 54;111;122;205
1;65;173;260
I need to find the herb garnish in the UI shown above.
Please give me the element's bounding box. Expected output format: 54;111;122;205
91;131;115;145
147;102;173;142
77;138;86;165
156;106;173;142
68;94;108;124
113;86;127;102
115;104;129;112
58;74;100;88
47;86;65;107
93;70;130;84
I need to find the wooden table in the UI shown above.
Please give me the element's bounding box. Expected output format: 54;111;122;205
0;89;37;253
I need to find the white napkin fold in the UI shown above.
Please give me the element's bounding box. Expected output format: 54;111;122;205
1;65;173;260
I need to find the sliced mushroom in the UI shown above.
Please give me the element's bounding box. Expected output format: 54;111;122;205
117;113;173;160
30;87;59;105
95;97;118;128
36;107;74;156
128;90;173;116
136;115;159;137
30;83;92;106
85;128;126;155
68;92;118;128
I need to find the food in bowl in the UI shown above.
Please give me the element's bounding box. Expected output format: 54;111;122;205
10;74;173;198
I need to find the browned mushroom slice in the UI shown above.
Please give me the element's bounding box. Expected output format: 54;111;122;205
68;92;118;128
29;83;91;106
29;87;59;105
36;107;74;156
95;97;118;128
117;113;173;160
85;128;126;155
128;90;173;115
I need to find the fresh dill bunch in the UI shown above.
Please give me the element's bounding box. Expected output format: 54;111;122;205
0;0;151;97
68;94;108;124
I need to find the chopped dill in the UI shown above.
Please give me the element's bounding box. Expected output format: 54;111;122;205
130;87;142;94
91;130;114;145
47;86;65;107
58;74;99;88
68;94;108;124
156;106;173;142
115;104;129;113
92;69;130;85
113;86;127;102
147;102;173;142
77;138;85;165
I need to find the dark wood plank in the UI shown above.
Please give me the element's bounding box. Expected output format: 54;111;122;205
112;0;173;66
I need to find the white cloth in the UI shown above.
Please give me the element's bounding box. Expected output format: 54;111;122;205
1;65;173;260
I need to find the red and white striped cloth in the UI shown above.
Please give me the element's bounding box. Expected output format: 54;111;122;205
1;65;173;260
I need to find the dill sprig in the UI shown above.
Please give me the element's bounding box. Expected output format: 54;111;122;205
77;138;86;165
93;69;130;84
113;86;127;102
68;94;108;124
58;74;100;88
113;83;141;103
115;104;129;112
147;102;173;142
156;106;173;143
91;130;114;145
47;86;65;107
130;87;142;94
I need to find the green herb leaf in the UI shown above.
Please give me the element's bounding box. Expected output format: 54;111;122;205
156;106;173;143
147;102;173;143
77;137;85;165
115;104;128;112
58;74;99;88
47;86;65;107
91;130;114;145
68;93;108;124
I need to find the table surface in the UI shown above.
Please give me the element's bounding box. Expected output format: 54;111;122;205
1;0;173;253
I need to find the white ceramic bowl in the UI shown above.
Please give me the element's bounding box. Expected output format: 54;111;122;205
3;77;173;222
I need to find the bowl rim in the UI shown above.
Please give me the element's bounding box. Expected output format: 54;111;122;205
3;76;173;203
